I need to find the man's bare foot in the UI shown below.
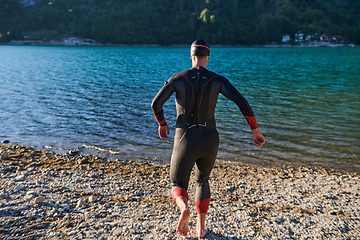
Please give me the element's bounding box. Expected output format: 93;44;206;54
197;225;208;239
176;208;190;236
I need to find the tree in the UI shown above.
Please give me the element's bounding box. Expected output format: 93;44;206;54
1;0;359;44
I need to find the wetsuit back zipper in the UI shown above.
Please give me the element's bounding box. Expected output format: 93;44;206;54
194;68;206;128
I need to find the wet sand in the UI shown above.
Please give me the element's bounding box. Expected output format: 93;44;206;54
0;145;359;239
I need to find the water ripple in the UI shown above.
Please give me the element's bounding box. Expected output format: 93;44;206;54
0;46;359;173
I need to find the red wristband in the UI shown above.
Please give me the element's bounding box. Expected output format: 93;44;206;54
245;116;258;129
155;115;166;126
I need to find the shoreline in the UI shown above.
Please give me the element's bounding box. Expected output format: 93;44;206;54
7;142;360;176
1;144;359;239
1;42;358;48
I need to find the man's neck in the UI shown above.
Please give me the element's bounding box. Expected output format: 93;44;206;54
192;56;208;69
192;64;207;69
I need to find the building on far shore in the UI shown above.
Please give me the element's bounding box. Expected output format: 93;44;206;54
295;31;303;42
63;38;83;45
320;34;329;42
8;37;97;46
63;38;96;46
282;35;290;43
279;31;353;47
305;35;313;41
331;35;344;44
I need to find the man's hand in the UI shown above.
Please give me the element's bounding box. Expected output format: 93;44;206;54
159;125;170;139
251;128;265;146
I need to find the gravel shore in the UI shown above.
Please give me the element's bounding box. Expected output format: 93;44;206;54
1;144;359;239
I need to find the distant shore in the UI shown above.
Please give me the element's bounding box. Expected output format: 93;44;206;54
1;144;359;239
1;42;358;48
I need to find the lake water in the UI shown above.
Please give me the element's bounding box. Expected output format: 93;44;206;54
0;46;359;173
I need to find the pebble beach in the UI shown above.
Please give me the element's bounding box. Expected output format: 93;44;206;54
1;144;359;239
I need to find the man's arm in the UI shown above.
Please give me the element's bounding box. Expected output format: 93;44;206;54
151;78;175;138
220;78;258;128
220;77;265;146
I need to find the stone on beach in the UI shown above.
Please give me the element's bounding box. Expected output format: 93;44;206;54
14;185;25;192
26;190;36;196
0;144;359;240
78;159;90;164
0;194;9;199
77;199;87;208
15;174;25;181
88;195;97;203
34;196;46;204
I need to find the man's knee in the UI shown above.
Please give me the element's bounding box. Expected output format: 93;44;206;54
196;177;209;186
171;178;189;191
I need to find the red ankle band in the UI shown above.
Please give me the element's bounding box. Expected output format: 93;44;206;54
195;198;211;214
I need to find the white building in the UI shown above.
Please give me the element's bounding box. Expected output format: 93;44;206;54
305;35;312;41
282;35;290;43
63;38;84;45
295;31;303;42
63;38;96;46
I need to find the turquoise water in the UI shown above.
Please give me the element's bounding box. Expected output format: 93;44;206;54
0;46;359;173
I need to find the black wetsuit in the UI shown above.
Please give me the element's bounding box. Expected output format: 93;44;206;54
151;66;258;213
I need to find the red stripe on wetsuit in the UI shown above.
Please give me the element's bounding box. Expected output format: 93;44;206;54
155;114;166;126
154;109;167;126
245;116;258;129
198;76;217;107
180;74;195;104
172;188;211;214
171;188;189;202
195;198;211;214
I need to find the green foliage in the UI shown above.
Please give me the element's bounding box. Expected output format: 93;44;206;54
0;0;359;44
200;8;210;23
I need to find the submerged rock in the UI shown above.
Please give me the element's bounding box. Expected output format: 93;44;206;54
68;150;79;156
78;159;90;165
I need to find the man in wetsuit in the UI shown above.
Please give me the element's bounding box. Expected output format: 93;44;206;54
151;39;265;238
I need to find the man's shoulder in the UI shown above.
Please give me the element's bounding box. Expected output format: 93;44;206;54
168;69;193;81
205;69;227;81
176;68;193;77
205;69;218;77
169;68;227;81
175;68;222;78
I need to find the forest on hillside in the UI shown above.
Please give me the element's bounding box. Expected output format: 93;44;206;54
1;0;360;45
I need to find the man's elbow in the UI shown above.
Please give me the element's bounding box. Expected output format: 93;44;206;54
151;99;159;114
